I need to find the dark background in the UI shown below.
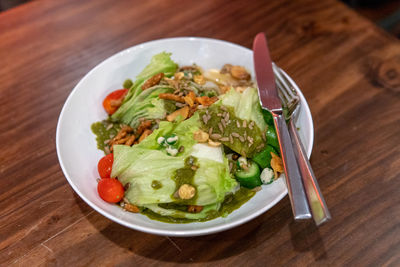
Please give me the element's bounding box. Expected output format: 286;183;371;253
8;0;400;38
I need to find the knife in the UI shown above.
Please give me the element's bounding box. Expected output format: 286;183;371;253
253;32;311;220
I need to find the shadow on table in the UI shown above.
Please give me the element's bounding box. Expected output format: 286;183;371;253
289;220;328;261
76;194;328;264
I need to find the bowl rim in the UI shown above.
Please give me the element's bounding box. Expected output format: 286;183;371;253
56;37;314;236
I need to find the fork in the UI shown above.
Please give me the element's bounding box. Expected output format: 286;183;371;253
273;64;331;226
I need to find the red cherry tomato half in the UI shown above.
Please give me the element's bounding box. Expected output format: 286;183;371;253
98;153;114;178
103;89;128;115
97;178;124;203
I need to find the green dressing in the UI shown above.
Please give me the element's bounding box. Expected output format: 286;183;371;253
151;180;162;189
141;187;255;223
199;106;266;157
172;156;198;203
91;119;121;153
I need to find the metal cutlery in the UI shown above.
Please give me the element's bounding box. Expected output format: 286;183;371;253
253;32;312;220
273;64;331;226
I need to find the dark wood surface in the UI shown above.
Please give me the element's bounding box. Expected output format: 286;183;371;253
1;0;399;265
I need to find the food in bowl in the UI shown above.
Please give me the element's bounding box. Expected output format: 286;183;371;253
91;52;283;223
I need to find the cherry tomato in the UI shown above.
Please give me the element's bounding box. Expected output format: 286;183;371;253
98;153;114;178
97;178;124;203
103;89;128;115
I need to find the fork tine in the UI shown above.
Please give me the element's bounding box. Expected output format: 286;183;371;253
276;78;291;102
273;65;300;117
273;65;331;226
273;65;298;95
275;69;299;102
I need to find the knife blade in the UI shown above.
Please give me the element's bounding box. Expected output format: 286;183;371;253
253;32;311;220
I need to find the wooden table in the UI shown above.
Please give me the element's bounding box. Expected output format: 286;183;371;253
1;0;399;265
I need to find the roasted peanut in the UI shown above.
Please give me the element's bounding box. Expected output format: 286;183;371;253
193;74;205;85
187;205;204;213
193;130;209;143
220;64;233;74
208;139;221;147
230;65;250;80
174;72;184;80
166;106;189;122
178;184;196;199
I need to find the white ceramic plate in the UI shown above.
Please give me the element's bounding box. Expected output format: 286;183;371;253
56;37;313;237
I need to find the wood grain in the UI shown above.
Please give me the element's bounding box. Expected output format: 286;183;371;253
1;0;399;265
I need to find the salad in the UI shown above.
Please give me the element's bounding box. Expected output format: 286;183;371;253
91;52;284;223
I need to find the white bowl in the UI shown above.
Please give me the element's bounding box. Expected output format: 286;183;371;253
56;37;313;237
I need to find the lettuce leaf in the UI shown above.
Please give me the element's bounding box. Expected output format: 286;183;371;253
124;52;178;102
112;147;185;205
112;145;237;206
111;115;237;210
136;112;201;153
193;157;237;206
114;86;175;127
111;52;178;127
220;87;267;131
111;113;202;179
198;104;265;157
143;203;220;220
